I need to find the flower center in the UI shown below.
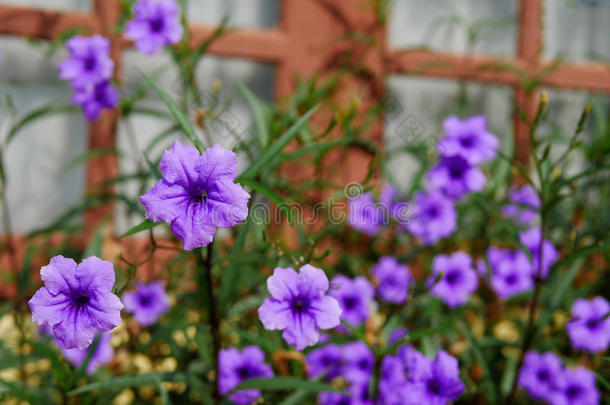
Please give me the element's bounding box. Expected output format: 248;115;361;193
447;157;467;179
150;18;165;33
291;296;309;314
506;273;518;285
74;293;90;307
139;294;153;307
586;318;600;330
566;385;582;399
536;369;549;381
343;296;357;309
460;134;475;148
236;366;251;379
427;379;442;395
83;55;97;71
445;269;461;285
357;359;370;370
426;205;440;218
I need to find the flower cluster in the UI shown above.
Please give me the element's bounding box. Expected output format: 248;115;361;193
307;343;465;405
219;346;274;405
519;351;600;404
478;227;558;299
59;35;119;121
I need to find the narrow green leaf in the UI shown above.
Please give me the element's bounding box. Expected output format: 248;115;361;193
140;72;203;151
68;372;185;396
84;223;105;257
5;103;79;146
120;219;161;238
238;105;319;180
235;82;269;147
231;377;340;394
63;148;119;173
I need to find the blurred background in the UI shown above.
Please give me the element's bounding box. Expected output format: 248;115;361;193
0;0;608;248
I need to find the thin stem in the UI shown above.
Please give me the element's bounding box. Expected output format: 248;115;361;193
203;243;221;403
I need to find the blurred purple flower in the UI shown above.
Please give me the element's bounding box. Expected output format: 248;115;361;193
123;281;170;327
140;141;250;250
438;115;499;164
518;351;563;402
476;246;514;277
61;332;114;375
329;275;374;329
427;155;486;200
59;35;113;88
388;327;409;345
566;297;610;353
406;190;457;245
72;80;120;121
379;355;410;405
125;0;183;55
489;250;533;299
502;185;540;225
428;251;478;308
306;344;344;381
28;256;123;350
342;342;374;384
257;265;341;350
347;192;384;236
550;366;600;405
218;346;274;405
372;256;412;304
519;227;559;279
403;350;465;405
398;345;431;382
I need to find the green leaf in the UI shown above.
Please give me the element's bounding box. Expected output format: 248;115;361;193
238;178;293;223
84;223;105;257
68;372;184;396
5;102;79;146
231;377;340;394
238;105;319;180
235;81;269;147
141;72;204;151
120;219;162;238
63;148;119;173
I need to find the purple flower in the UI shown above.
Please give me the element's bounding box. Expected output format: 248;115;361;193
519;228;559;279
61;333;114;375
257;265;342;350
58;35;114;88
406;190;457;245
342;342;374;383
141;141;250;251
398;345;430;381
379;355;410;405
518;351;563;402
502;185;540;225
550;366;600;405
28;256;123;350
438;115;499;164
122;281;170;327
329;275;374;329
489;250;533;299
218;346;274;405
72;80;120;121
566;297;610;353
347;192;384;236
388;327;409;345
306;344;344;381
428;251;478;308
403;350;465;405
372;256;412;304
476;246;513;277
427;155;486;200
125;0;183;55
319;383;373;405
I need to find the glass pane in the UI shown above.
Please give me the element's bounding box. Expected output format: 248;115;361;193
385;75;514;189
0;0;91;12
389;0;517;57
116;49;275;234
0;37;87;233
187;0;279;28
544;0;610;62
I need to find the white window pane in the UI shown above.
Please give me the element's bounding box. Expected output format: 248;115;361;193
0;37;87;233
544;0;610;62
389;0;517;57
0;0;90;12
187;0;279;28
